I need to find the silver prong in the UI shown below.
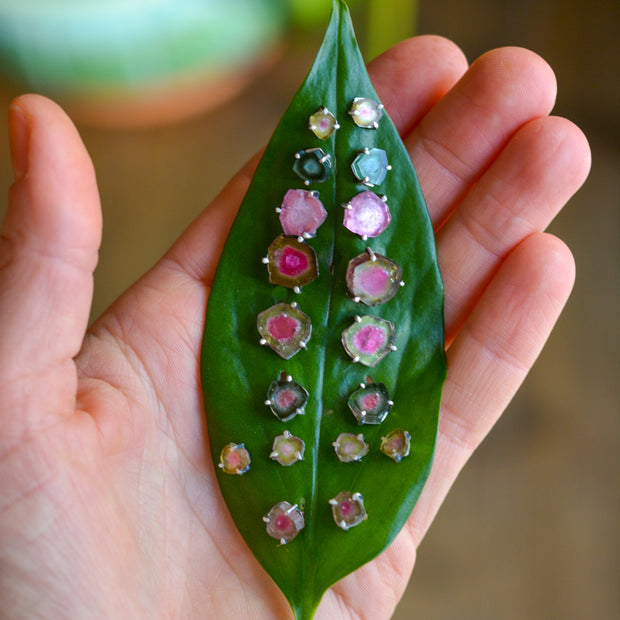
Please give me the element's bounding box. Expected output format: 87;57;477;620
390;345;398;351
319;154;330;163
261;257;269;264
329;498;337;506
259;338;267;346
295;152;301;159
263;515;270;522
304;179;310;186
353;356;360;363
334;122;341;129
386;165;393;171
295;451;303;460
321;106;328;113
294;286;301;294
275;207;282;213
367;247;376;262
360;410;367;417
269;451;278;459
343;202;353;210
295;408;304;415
286;374;292;382
283;430;292;438
286;504;298;514
363;147;370;154
302;232;312;239
291;301;298;308
354;315;362;322
353;296;361;303
265;399;272;406
362;234;368;241
357;434;364;440
310;190;320;198
360;382;366;389
340;520;349;530
297;236;305;243
372;121;379;129
387;400;394;406
218;463;224;469
352;492;362;501
378;103;384;110
381;194;388;202
280;537;287;545
400;280;405;287
300;341;307;349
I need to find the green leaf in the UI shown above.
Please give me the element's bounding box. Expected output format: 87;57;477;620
201;2;446;618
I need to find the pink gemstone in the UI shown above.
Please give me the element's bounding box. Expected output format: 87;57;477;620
278;246;310;277
280;189;328;237
358;265;390;297
275;388;297;409
340;501;353;517
275;514;293;532
343;191;391;238
361;393;381;411
353;325;386;355
267;315;299;342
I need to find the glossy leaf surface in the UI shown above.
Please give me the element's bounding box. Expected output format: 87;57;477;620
201;2;446;617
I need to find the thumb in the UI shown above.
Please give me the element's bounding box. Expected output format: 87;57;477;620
0;95;101;422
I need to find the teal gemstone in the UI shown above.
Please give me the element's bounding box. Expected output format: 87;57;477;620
351;148;390;186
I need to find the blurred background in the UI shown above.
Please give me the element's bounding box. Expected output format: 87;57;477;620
0;0;618;617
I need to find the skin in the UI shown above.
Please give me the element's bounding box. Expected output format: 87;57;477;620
0;36;590;619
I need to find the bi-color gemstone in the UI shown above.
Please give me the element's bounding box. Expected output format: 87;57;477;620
266;235;318;290
346;250;403;306
293;148;332;185
329;491;368;531
258;302;311;359
348;381;393;424
218;443;251;475
380;429;411;462
270;431;305;466
266;373;308;422
264;501;305;544
308;107;339;139
348;97;384;129
333;433;369;462
342;315;396;367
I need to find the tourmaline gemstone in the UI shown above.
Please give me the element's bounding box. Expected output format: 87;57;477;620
270;430;305;466
341;315;396;367
257;302;311;359
333;433;369;462
264;501;305;544
293;148;332;185
348;97;384;129
348;381;393;424
265;373;308;422
308;107;340;139
351;148;391;186
343;191;391;239
329;491;367;531
266;235;318;291
380;428;411;462
346;250;403;306
279;189;327;238
218;443;251;475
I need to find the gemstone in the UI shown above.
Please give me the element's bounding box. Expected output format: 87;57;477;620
218;443;251;475
279;189;327;238
333;433;369;462
342;315;396;367
380;428;411;462
343;191;391;239
346;250;403;306
348;97;384;129
264;501;305;544
266;235;318;291
308;107;340;139
348;381;393;424
329;491;367;531
265;373;308;422
351;148;391;186
293;148;332;185
270;430;305;466
258;302;311;359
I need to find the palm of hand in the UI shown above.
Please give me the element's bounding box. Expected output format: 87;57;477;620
0;38;589;619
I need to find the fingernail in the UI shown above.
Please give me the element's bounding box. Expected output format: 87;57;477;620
9;103;30;182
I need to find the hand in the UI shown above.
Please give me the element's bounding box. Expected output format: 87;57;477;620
0;36;590;619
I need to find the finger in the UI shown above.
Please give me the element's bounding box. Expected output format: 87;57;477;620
438;115;591;340
407;232;575;545
0;95;101;416
407;46;558;226
164;35;469;286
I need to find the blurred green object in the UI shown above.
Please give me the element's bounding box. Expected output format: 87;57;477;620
0;0;286;126
366;0;419;59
